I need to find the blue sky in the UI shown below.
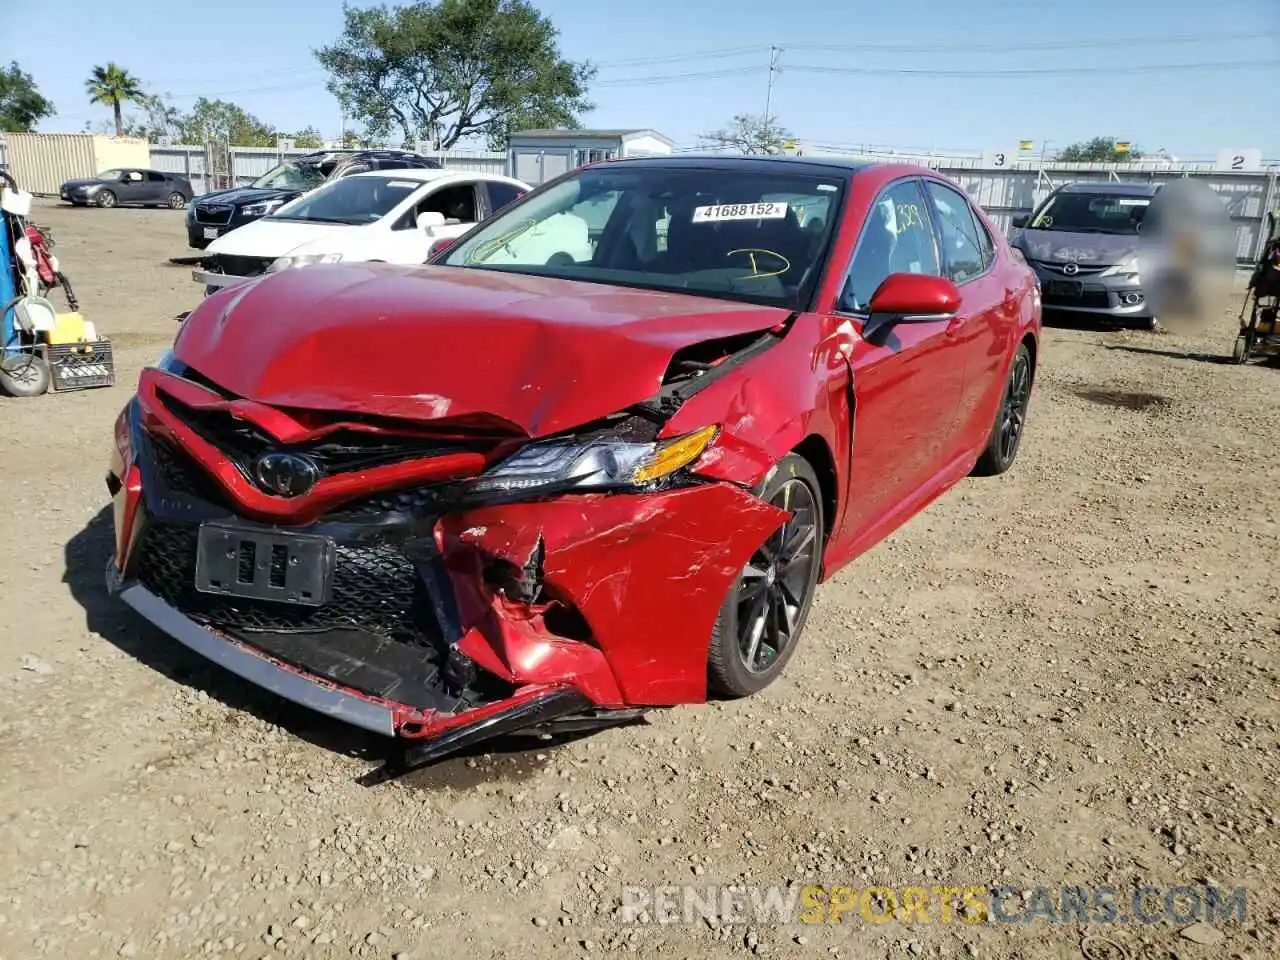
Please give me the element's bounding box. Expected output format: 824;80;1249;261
6;0;1278;159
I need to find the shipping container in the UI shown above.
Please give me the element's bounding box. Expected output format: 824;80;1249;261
5;133;150;196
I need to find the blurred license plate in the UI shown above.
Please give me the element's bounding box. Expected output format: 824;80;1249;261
203;227;220;239
1047;279;1083;298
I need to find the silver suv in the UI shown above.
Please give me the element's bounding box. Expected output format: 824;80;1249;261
1011;182;1160;330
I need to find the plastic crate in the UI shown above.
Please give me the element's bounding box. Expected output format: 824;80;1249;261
48;339;115;391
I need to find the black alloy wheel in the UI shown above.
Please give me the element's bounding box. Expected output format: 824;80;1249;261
707;453;824;697
973;343;1033;477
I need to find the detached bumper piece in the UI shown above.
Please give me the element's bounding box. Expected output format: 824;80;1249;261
393;688;594;770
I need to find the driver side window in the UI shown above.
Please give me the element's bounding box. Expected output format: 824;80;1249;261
394;183;479;231
839;179;940;313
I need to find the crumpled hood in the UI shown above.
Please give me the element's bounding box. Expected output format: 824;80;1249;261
172;263;791;437
1014;228;1139;266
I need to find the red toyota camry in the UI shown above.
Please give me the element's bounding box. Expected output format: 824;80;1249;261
106;156;1040;768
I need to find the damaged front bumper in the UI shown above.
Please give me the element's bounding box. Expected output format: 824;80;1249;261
107;424;785;763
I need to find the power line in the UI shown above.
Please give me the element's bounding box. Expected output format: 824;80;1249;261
782;29;1278;53
787;59;1275;78
595;46;765;68
594;66;763;87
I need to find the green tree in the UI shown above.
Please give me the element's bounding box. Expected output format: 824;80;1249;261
0;61;55;132
86;63;144;137
177;98;277;146
122;92;182;140
1057;136;1145;162
699;114;792;155
316;0;594;150
286;126;326;148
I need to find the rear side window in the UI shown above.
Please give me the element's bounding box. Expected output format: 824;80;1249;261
146;171;166;182
924;181;986;283
487;182;526;213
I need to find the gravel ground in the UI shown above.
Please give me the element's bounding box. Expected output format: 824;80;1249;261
0;199;1276;960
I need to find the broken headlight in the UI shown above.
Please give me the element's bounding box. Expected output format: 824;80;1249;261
461;425;719;498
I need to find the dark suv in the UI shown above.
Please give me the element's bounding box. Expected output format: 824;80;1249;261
185;149;441;249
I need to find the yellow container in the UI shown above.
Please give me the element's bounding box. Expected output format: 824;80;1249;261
47;312;89;345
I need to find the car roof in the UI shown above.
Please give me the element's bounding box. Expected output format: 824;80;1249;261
346;168;486;183
1055;181;1161;197
594;154;877;178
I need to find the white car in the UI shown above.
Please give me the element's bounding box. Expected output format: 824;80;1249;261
191;168;531;293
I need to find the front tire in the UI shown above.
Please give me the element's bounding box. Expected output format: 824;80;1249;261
707;453;824;698
96;190;117;208
973;342;1033;476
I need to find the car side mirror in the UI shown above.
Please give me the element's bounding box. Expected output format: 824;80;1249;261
862;273;961;342
416;211;446;235
1011;214;1029;229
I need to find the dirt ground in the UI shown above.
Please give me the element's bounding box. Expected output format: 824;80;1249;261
0;199;1276;960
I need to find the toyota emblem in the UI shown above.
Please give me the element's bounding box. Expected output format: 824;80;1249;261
1062;262;1080;276
253;452;321;498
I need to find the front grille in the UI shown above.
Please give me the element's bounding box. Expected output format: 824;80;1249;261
1033;260;1112;276
134;520;442;645
194;204;233;226
1043;287;1111;308
156;393;492;479
205;254;274;278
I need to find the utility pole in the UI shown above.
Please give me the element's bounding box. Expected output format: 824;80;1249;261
763;46;782;152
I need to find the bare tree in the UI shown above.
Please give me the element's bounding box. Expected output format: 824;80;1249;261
699;113;792;155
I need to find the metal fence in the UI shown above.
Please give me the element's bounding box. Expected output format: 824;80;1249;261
145;144;509;195
927;162;1277;264
0;137;507;194
1;136;1273;263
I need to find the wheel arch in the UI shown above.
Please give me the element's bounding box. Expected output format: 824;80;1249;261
791;434;838;550
1020;331;1038;382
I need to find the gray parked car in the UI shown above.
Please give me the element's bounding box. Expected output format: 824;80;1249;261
1011;182;1160;330
60;168;194;209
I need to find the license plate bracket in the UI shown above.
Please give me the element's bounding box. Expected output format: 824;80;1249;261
194;522;334;607
1046;279;1084;298
202;227;220;239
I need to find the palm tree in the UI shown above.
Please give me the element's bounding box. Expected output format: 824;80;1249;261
85;63;143;137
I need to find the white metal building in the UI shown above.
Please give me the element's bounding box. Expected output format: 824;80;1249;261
508;128;674;185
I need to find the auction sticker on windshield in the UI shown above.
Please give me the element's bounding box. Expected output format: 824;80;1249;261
692;202;789;223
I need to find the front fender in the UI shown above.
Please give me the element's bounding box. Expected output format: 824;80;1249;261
662;312;850;499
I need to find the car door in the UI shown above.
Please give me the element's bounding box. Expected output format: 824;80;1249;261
830;176;968;548
415;180;483;243
920;179;1012;457
381;183;447;263
144;171;170;202
117;170;149;204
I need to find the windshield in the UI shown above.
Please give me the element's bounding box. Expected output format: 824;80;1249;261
95;169;124;181
1029;192;1151;235
252;161;328;191
267;175;421;225
440;166;845;309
